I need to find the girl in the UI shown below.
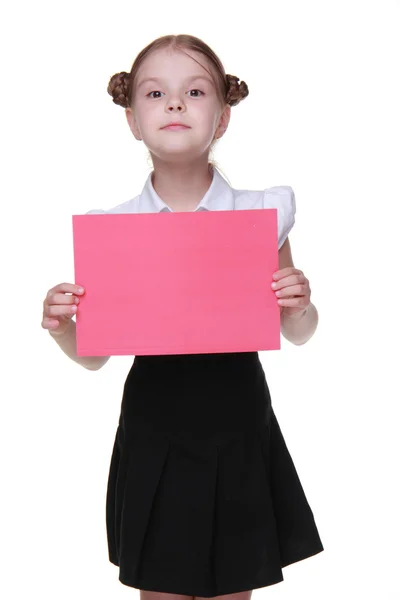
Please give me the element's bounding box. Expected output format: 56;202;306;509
42;34;323;600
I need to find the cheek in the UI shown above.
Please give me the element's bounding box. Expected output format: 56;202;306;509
135;100;155;119
137;110;159;135
138;105;153;122
196;107;220;130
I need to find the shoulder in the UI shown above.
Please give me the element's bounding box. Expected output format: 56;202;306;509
233;184;296;250
264;185;296;249
260;185;296;216
84;194;141;215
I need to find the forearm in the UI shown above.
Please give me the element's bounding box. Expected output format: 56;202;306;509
48;318;110;370
280;302;319;345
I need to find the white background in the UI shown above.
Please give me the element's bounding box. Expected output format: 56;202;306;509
1;1;399;598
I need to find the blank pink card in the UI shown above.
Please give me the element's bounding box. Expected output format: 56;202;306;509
72;209;280;356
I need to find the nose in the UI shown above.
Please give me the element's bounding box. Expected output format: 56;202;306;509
167;98;185;112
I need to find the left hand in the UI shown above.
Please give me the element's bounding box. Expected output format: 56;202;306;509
271;267;311;317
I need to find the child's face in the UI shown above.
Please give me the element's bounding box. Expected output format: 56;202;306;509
125;47;230;162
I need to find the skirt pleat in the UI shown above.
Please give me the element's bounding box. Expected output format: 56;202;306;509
105;352;324;596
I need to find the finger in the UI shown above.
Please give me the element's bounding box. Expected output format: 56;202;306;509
50;292;80;305
46;304;78;318
42;317;61;330
275;283;307;298
277;297;308;307
46;283;85;299
272;274;306;291
45;293;80;311
273;267;302;280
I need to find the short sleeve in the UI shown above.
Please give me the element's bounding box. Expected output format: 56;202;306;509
263;185;296;250
85;208;106;215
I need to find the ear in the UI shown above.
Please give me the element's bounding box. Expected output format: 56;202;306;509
215;104;231;140
125;107;142;141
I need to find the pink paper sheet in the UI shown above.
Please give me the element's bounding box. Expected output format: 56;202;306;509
72;209;280;356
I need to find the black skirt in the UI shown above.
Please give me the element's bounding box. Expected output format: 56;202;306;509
106;351;324;597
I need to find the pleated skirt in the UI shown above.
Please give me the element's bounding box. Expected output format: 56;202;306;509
106;351;324;596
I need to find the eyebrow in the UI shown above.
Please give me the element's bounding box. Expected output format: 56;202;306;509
137;75;213;89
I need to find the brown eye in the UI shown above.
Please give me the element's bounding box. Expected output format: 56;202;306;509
148;91;163;98
188;89;203;97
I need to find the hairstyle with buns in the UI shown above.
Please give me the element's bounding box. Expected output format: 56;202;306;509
107;34;249;109
106;34;249;172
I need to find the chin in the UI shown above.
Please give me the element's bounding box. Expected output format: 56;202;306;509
153;151;199;164
151;142;206;159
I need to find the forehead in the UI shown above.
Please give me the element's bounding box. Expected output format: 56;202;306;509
136;47;213;81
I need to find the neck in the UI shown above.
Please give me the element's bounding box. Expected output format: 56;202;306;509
150;156;214;212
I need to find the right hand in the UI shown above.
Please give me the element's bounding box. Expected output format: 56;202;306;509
42;282;86;335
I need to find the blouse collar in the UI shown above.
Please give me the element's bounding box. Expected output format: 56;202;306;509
138;165;235;213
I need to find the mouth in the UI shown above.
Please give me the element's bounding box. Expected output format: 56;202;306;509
161;124;191;131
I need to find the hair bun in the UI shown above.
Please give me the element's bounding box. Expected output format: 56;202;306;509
225;74;249;107
107;71;131;108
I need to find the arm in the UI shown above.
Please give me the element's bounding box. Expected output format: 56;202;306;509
277;237;319;345
49;318;111;370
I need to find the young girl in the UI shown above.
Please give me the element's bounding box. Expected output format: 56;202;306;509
42;34;323;600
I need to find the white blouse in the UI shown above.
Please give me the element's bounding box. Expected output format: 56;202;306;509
86;166;296;250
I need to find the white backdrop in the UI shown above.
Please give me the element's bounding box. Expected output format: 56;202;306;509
1;1;399;598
